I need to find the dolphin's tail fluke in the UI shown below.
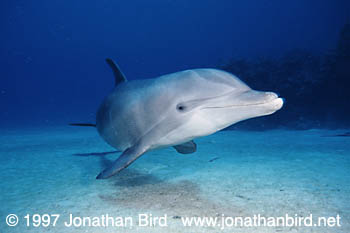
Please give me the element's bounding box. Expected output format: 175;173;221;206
69;123;96;127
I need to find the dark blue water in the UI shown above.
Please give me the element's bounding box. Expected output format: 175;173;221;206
1;0;349;128
1;2;350;232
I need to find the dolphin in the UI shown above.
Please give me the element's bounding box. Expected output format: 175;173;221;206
88;58;284;179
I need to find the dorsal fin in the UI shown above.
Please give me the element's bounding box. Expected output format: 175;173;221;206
105;58;127;86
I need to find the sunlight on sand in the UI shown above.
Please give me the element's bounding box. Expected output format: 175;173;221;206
0;127;349;232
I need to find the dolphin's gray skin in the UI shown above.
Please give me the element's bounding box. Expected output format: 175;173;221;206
95;59;283;179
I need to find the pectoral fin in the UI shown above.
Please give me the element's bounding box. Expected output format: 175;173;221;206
96;144;147;179
173;140;197;154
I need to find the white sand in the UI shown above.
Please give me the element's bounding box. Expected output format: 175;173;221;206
0;127;349;232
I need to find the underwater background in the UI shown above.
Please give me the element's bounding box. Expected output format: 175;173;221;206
1;0;350;232
1;0;350;129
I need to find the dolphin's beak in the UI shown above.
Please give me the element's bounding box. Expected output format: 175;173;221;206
196;89;283;133
235;90;284;115
236;90;279;105
203;90;283;111
238;90;283;111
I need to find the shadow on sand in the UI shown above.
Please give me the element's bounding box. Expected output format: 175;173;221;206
98;169;243;218
73;151;242;217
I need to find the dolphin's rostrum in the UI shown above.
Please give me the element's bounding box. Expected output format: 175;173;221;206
94;58;283;179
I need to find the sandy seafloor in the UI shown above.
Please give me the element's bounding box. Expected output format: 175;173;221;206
0;127;349;233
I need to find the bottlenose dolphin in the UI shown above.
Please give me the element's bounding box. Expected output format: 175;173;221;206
86;59;283;179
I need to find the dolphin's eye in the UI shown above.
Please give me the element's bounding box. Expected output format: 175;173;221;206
176;104;186;112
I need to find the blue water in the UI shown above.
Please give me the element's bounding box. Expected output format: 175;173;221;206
1;0;349;127
1;1;350;232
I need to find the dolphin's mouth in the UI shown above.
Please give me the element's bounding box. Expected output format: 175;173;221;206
203;96;284;109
